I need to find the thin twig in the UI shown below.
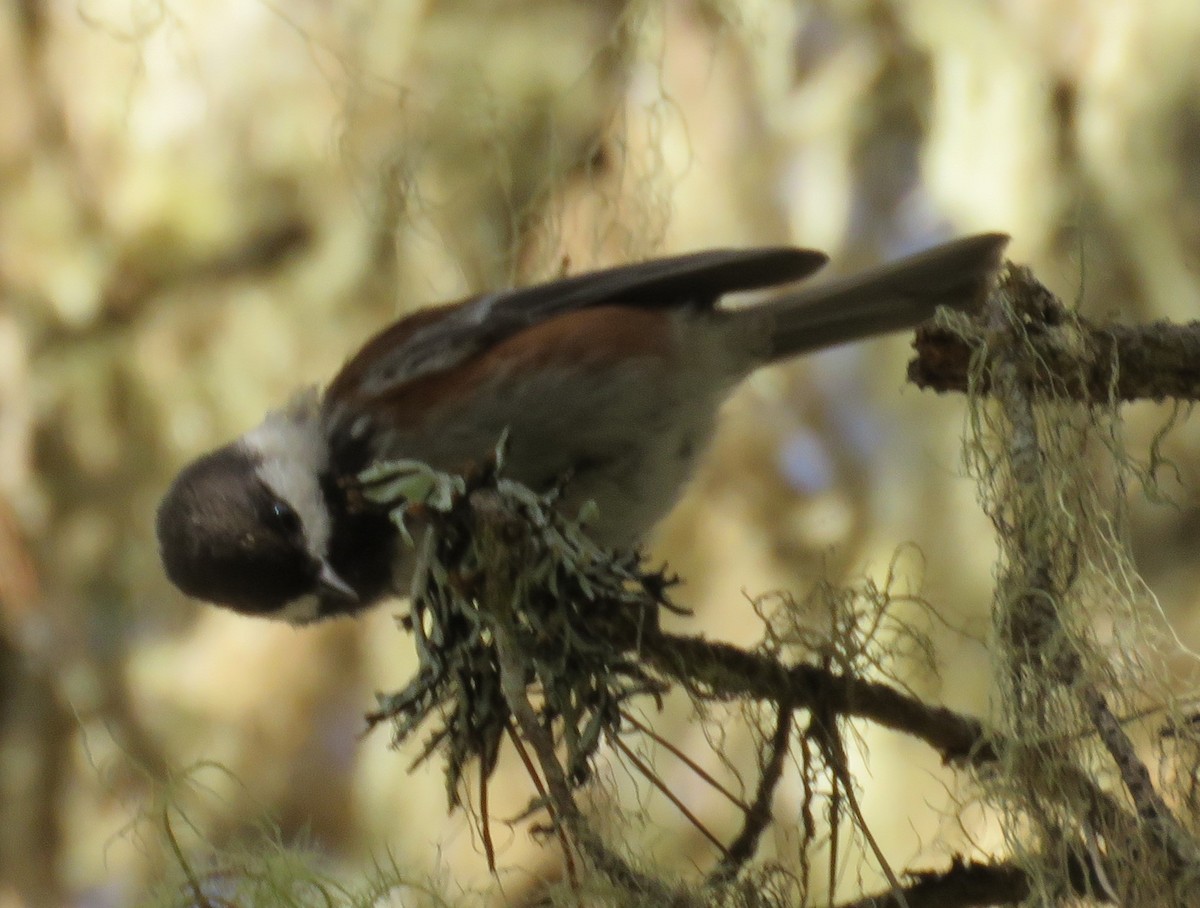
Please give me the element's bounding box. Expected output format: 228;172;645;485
162;807;216;908
708;699;792;885
621;709;753;813
479;759;496;874
610;735;729;858
817;722;909;908
1079;683;1200;865
640;614;1151;882
506;723;579;892
493;612;689;905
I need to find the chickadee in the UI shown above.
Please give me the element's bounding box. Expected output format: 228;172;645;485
156;233;1008;624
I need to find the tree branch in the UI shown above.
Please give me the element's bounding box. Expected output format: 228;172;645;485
639;630;993;766
908;284;1200;403
832;854;1111;908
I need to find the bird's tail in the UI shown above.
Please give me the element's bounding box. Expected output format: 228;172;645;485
748;232;1009;363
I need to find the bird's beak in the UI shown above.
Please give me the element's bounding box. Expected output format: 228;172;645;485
317;561;358;602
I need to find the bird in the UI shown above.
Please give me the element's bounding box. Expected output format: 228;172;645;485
156;232;1008;624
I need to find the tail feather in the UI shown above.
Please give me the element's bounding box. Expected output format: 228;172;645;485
751;232;1009;362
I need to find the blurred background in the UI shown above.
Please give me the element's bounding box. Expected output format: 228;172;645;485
4;0;1200;904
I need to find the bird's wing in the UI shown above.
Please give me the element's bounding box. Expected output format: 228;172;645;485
325;247;827;401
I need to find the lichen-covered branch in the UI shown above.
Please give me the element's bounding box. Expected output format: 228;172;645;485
639;630;993;765
908;276;1200;402
971;265;1200;897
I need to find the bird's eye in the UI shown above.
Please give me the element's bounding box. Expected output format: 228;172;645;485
266;500;302;535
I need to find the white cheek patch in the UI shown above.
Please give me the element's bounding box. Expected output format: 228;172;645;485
275;595;322;625
242;389;332;560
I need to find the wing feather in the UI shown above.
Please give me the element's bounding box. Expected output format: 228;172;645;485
326;246;827;402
